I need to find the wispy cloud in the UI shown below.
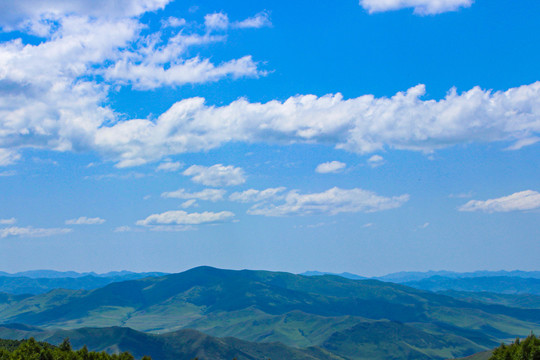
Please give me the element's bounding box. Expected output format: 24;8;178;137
183;164;246;187
367;155;385;168
162;188;226;202
359;0;473;15
459;190;540;213
156;161;183;172
248;187;409;216
0;226;72;238
229;187;286;203
65;216;106;225
0;218;16;225
136;210;235;225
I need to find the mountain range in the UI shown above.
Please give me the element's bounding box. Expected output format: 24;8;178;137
0;266;539;359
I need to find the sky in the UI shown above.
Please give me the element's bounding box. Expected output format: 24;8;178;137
0;0;539;276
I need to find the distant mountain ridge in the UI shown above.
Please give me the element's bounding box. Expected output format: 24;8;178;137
0;272;169;295
301;270;540;282
0;270;168;279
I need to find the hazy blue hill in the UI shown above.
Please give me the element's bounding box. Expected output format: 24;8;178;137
300;271;366;280
0;325;343;360
403;276;540;295
1;266;539;359
0;272;169;295
377;271;540;283
0;270;168;279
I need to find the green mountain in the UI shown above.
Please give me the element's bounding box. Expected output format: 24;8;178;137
1;267;539;359
0;325;342;360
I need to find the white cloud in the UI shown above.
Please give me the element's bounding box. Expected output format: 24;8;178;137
234;11;272;29
156;161;183;172
204;12;229;30
367;155;385;167
0;218;16;225
1;2;540;168
205;11;272;30
114;226;132;232
65;216;106;225
0;149;21;166
0;0;171;33
459;190;540;213
136;210;234;225
248;187;409;216
92;82;540;167
0;226;72;238
183;164;246;187
419;222;430;229
0;4;265;166
161;188;226;202
181;199;197;208
161;17;186;28
229;187;287;203
359;0;473;15
315;161;346;174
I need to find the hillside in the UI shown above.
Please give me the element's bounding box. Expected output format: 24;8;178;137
0;325;342;360
1;267;539;359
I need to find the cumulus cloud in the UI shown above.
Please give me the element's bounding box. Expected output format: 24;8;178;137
0;0;171;33
0;226;72;238
248;187;409;216
183;164;246;187
156;161;183;172
229;187;286;203
359;0;473;15
367;155;385;167
459;190;540;213
161;188;226;201
1;1;540;168
0;3;265;166
136;210;234;225
65;216;106;225
0;218;16;225
315;161;346;174
92;82;540;166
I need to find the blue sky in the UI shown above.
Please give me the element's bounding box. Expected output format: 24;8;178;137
0;0;539;276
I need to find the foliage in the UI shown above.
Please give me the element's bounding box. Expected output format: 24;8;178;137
0;338;146;360
490;334;540;360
